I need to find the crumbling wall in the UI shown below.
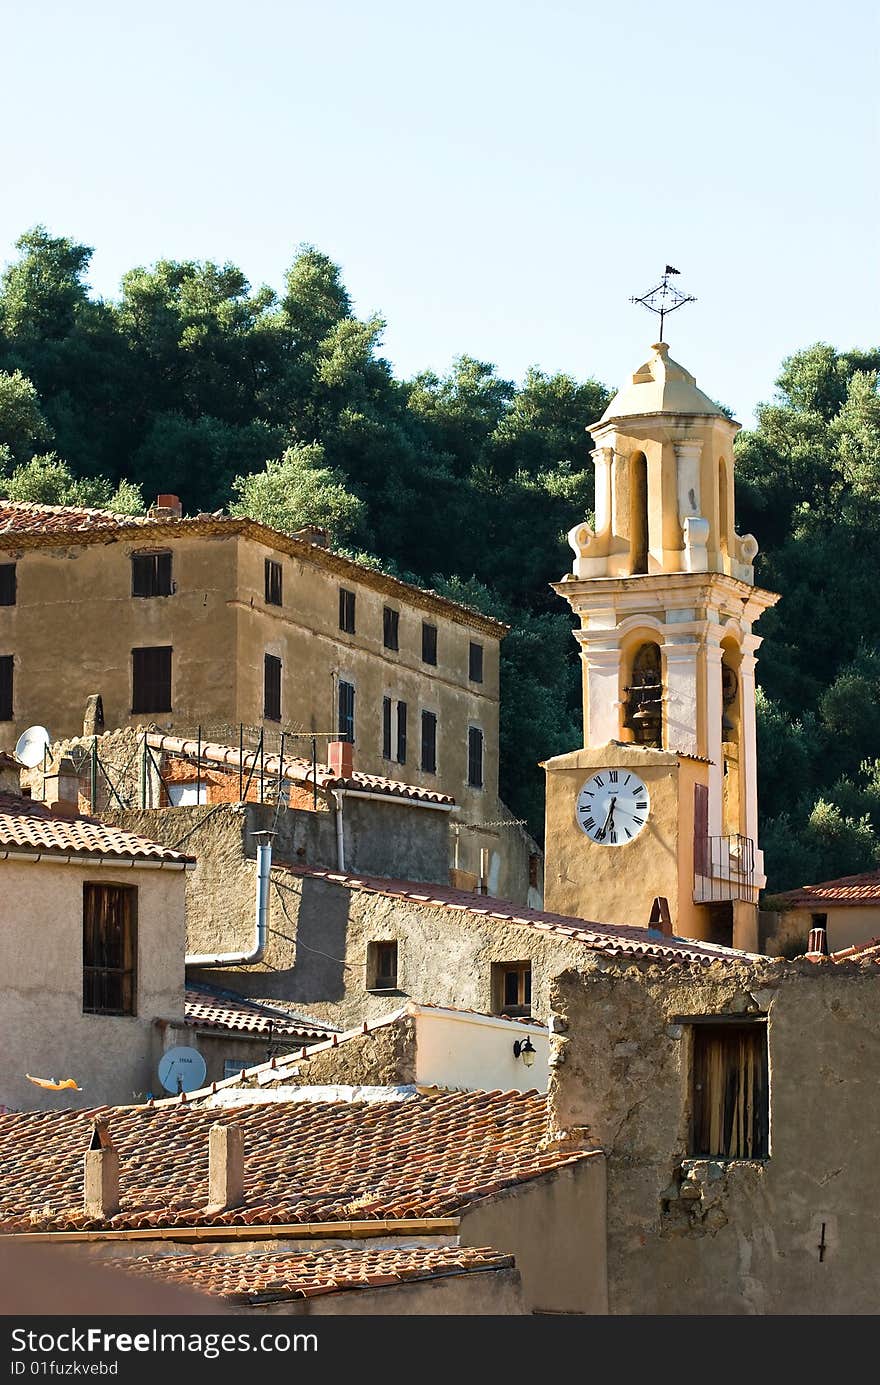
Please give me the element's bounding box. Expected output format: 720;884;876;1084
548;956;880;1315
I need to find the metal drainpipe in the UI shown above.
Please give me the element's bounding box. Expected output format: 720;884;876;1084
185;832;272;968
332;790;345;871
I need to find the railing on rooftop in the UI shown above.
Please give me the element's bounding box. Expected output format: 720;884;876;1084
694;833;757;904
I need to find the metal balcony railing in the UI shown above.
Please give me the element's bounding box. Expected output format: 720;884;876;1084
694;833;756;903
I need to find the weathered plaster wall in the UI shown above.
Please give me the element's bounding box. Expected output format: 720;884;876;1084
248;1266;524;1315
458;1158;607;1314
0;860;186;1111
762;905;880;958
548;956;880;1315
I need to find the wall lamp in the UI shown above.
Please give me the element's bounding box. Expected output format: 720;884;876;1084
513;1036;536;1067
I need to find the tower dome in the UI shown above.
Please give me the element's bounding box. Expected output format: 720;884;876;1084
599;341;729;424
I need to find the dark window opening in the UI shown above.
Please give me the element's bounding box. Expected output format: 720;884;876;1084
0;654;12;721
339;588;356;634
529;852;540;889
83;883;137;1016
467;726;484;789
131;646;172;713
0;564;16;606
469;641;484;683
630;452;649;574
338;679;355;743
368;940;398;991
264;653;282;721
810;912;828;929
691;1022;768;1160
422;622;437;665
131;551;173;598
265;559;282;606
383;606;399;651
396;700;407;764
382;696;392;759
421;710;437;774
493;961;532;1017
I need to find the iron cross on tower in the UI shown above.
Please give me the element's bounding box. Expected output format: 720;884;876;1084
630;266;696;341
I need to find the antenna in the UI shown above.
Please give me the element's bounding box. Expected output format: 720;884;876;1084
158;1046;207;1095
630;266;696;341
14;725;51;769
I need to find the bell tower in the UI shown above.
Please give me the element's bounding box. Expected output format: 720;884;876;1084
543;339;778;949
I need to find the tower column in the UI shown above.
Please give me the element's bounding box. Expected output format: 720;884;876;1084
592;447;613;540
704;637;724;836
738;640;762;859
662;639;700;757
577;640;622;747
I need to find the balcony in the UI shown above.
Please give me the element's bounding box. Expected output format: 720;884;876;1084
694;833;758;904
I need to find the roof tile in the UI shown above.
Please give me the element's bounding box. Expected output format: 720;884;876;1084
0;794;193;865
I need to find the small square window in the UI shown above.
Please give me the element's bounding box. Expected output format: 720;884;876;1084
339;588;356;633
367;940;398;991
0;564;16;606
421;622;437;665
492;961;531;1017
132;551;173;598
265;559;282;606
383;606;399;651
469;641;484;683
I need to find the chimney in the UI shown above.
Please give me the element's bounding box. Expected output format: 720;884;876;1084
648;896;673;937
42;754;81;818
292;524;330;548
806;924;829;958
148;494;183;520
0;752;22;797
328;739;353;780
84;1120;119;1219
208;1123;244;1212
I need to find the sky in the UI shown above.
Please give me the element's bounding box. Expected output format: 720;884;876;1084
2;0;877;426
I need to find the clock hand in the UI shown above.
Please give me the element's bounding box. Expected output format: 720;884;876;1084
597;796;617;840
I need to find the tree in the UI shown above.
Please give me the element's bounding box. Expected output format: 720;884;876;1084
230;442;368;545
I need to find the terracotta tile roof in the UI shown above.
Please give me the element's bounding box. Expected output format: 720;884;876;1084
799;938;880;965
122;1244;513;1303
770;870;880;908
184;984;336;1041
0;1090;590;1232
276;864;755;964
0;793;194;866
0;503;506;637
147;734;456;807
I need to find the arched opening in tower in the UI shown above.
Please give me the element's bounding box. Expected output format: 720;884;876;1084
624;641;663;748
629;453;649;574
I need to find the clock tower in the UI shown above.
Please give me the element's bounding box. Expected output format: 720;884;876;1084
543;340;779;949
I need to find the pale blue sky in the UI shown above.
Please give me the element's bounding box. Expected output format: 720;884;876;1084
2;0;877;425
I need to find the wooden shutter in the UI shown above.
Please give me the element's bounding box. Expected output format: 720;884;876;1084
469;641;484;683
421;710;437;773
132;647;172;713
692;1023;768;1160
382;696;392;759
383;607;399;650
132;552;172;597
396;700;407;764
264;654;282;721
264;560;282;606
468;726;483;788
83;884;137;1016
0;564;16;606
694;782;709;875
422;622;437;665
338;681;355;743
0;655;12;721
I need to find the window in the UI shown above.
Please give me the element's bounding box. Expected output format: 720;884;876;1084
338;679;355;743
0;564;16;606
264;653;282;721
339;587;356;633
131;646;172;713
131;551;173;598
383;606;399;651
528;852;540;889
396;700;407;764
690;1021;769;1160
0;654;12;720
629;452;649;574
421;710;437;773
810;912;828;929
422;622;437;665
469;641;483;683
83;883;137;1016
223;1059;248;1080
382;696;392;759
265;558;282;606
493;961;532;1017
467;726;484;789
367;940;398;991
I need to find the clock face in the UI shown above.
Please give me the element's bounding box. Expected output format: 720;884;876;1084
576;769;650;846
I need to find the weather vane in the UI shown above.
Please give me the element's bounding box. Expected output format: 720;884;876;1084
630;266;696;342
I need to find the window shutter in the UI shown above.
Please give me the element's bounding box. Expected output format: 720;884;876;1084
0;564;16;606
396;700;407;764
694;782;709;875
421;622;437;665
0;655;12;721
264;654;282;721
420;710;437;773
132;647;172;713
382;696;392;759
383;607;399;651
467;726;483;788
132;552;172;597
265;560;282;606
338;680;355;743
469;642;484;683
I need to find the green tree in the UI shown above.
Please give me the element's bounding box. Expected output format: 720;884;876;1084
230;442;368;545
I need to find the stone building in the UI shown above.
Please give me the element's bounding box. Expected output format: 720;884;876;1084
0;498;517;890
0;789;193;1111
545;342;779;950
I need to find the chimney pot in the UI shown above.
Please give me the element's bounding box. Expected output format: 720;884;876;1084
807;925;829;958
156;494;183;517
84;1122;119;1218
328;739;353;780
648;896;673;937
208;1123;244;1211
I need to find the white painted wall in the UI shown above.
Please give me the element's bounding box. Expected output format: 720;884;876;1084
413;1007;549;1094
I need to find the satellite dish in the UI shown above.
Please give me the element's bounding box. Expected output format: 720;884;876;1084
14;725;51;769
158;1046;207;1094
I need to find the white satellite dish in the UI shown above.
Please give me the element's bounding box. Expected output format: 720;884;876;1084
158;1046;207;1094
14;725;51;769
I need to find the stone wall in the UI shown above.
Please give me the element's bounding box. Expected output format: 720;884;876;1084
548;954;880;1314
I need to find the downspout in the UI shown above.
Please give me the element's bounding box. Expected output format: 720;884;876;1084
332;790;345;871
185;833;272;968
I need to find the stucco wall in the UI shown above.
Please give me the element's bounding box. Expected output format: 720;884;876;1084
155;1023;304;1089
0;859;186;1111
249;1266;524;1315
548;956;880;1315
176;869;605;1031
458;1158;607;1314
762;905;880;958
